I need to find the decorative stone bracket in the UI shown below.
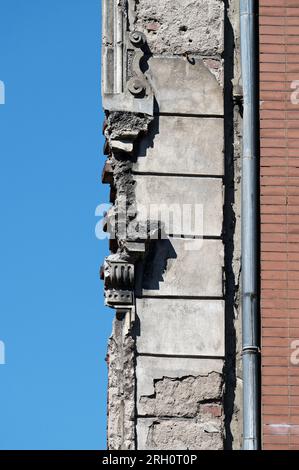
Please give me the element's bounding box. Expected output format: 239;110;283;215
102;257;136;331
101;1;156;329
102;0;154;115
102;241;147;330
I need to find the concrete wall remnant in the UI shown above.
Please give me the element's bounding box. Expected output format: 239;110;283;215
134;0;224;56
101;0;242;450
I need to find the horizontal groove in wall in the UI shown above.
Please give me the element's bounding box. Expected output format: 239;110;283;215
167;234;222;240
154;112;224;119
132;171;224;179
138;295;224;301
136;352;224;360
136;416;208;420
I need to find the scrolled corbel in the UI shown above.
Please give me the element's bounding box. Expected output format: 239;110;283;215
129;31;146;48
102;0;154;115
127;77;146;96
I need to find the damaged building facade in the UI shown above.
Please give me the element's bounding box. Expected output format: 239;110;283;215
101;0;299;450
101;0;242;450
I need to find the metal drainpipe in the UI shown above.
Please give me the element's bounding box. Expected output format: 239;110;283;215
240;0;260;450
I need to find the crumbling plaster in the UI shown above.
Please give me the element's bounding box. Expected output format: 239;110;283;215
102;0;242;451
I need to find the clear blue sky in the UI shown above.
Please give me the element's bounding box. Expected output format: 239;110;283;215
0;0;113;449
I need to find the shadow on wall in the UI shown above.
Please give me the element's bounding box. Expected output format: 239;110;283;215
134;113;160;159
135;239;177;293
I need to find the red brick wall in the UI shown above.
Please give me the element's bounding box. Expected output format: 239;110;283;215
260;0;299;450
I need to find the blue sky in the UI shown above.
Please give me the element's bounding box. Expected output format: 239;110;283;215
0;0;113;449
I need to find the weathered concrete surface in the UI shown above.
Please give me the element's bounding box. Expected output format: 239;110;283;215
141;238;224;297
107;314;136;450
133;116;224;176
134;0;224;56
136;356;224;401
136;368;224;450
138;373;223;417
134;175;223;236
104;111;153;154
146;58;224;115
102;0;242;452
137;417;223;450
136;298;225;357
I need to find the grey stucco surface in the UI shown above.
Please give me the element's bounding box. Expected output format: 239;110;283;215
133;116;224;176
103;0;241;451
136;298;225;357
142;238;224;297
146;57;224;115
134;175;223;236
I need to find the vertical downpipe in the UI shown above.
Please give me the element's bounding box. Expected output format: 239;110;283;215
240;0;259;450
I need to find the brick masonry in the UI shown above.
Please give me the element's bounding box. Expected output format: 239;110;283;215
260;0;299;450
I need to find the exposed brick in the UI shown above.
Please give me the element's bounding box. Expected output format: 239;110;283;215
263;434;289;444
289;406;299;416
263;357;289;366
260;17;285;26
260;35;285;45
262;310;290;319
242;1;299;450
145;22;160;32
290;413;299;421
261;269;287;279
200;404;222;418
263;375;289;385
289;395;299;406
263;395;289;406
263;417;289;427
263;369;289;381
264;444;290;449
260;32;286;43
260;7;285;17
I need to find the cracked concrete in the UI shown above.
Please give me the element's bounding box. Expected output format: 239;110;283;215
136;373;224;449
107;314;136;450
139;373;223;418
104;112;153;143
103;111;154;248
135;0;224;56
137;417;223;450
102;0;242;451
